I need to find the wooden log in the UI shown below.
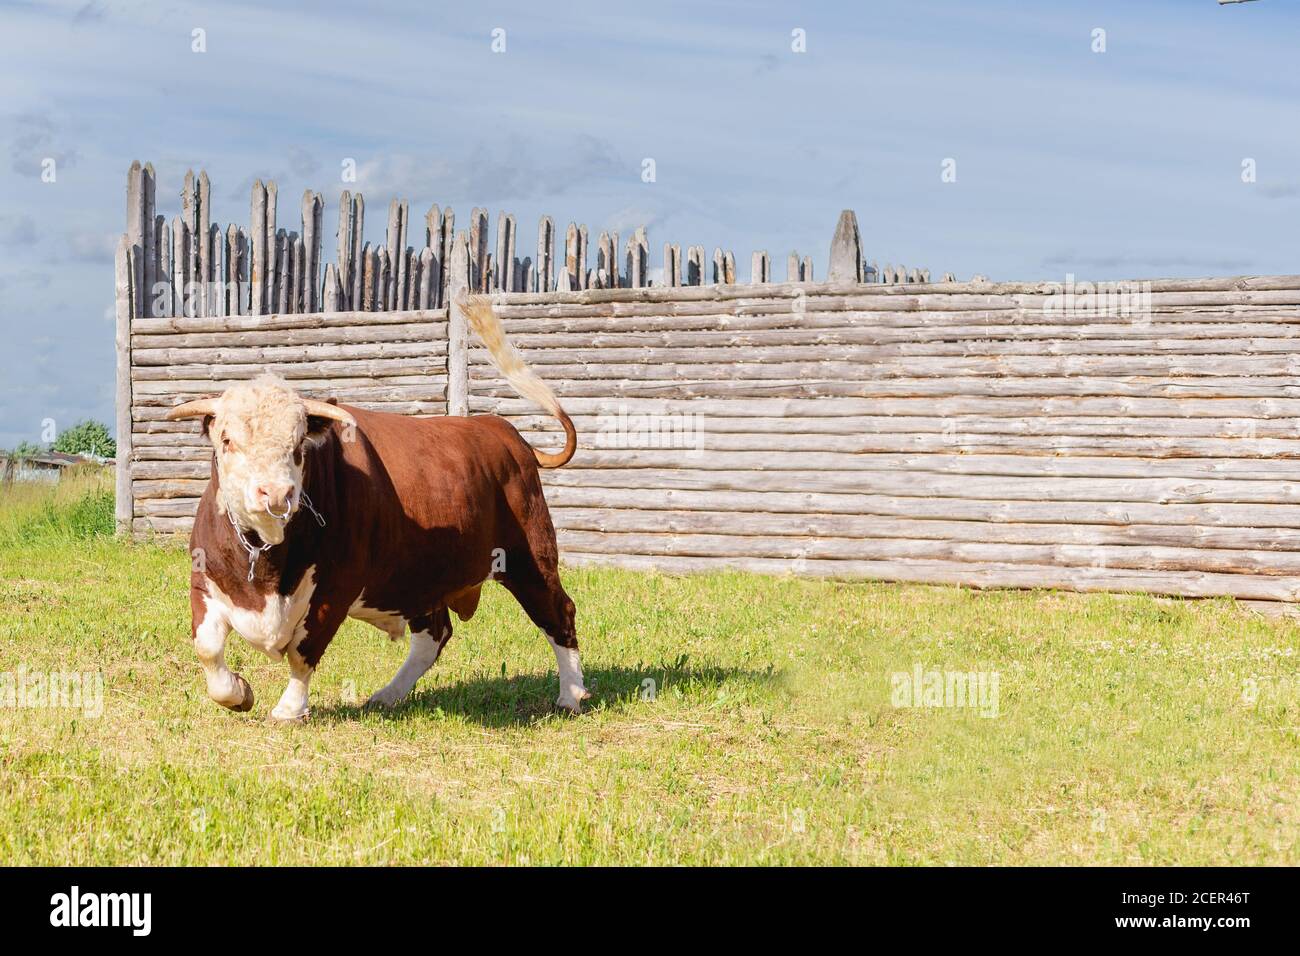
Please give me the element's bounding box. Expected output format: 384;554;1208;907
559;552;1300;601
564;222;578;291
686;246;703;286
224;224;238;316
537;215;554;293
171;216;190;318
323;263;339;312
301;191;319;312
495;212;509;292
537;484;1300;531
142;163;156;319
446;230;471;415
470;208;489;292
469;375;1300;402
828;209;862;282
397;200;410;309
336;189;353;308
787;251;800;283
418;247;434;309
292;234;305;314
157;214;172;318
723;251;736;285
712;247;724;285
437;207;454;308
385;198;401;308
133;363;447;396
751;250;769;284
197;170;211;316
236;227;250;314
125;162;146;319
115;234;134;531
250;180;266;315
361;243;375;311
377;245;390;311
350;193;366;312
209;223;223;318
578;225;589;291
552;528;1300;576
276;227;292;314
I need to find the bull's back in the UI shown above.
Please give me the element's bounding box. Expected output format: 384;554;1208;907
337;406;545;532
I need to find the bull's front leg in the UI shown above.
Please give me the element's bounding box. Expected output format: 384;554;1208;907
191;587;254;712
268;592;351;724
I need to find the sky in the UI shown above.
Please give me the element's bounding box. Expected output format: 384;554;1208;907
0;0;1297;448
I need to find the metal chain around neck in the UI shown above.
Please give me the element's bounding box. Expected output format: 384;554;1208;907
226;493;328;581
228;508;272;582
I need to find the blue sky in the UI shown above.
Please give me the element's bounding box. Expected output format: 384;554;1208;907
1;0;1297;448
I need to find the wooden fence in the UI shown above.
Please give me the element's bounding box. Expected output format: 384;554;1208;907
116;163;1300;601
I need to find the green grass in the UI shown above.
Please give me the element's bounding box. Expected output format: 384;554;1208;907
1;480;1299;865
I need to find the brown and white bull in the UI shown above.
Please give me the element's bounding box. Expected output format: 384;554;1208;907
165;295;591;722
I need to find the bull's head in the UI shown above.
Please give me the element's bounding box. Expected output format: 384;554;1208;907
165;375;355;544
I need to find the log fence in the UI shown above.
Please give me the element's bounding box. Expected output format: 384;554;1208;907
115;162;1300;601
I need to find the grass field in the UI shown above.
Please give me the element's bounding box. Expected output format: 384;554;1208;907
1;475;1298;865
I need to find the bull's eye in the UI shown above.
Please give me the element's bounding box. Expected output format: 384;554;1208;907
293;445;304;466
221;436;235;453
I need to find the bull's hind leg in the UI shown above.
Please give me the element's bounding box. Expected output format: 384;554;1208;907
366;607;453;708
500;554;589;714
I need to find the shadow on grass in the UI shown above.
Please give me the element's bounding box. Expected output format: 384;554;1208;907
311;661;781;728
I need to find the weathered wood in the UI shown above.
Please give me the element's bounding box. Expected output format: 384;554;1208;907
577;225;589;291
115;234;134;531
563;222;578;291
249;180;267;315
141;164;156;319
292;234;305;314
559;552;1300;602
350;193;366;312
156;214;172;318
125;162;147;320
336;189;353;308
537;215;554;293
302;191;319;312
275;229;290;314
385;198;401;308
470;208;489;292
171;216;190;318
828;209;862;282
437;208;453;308
446;230;471;415
323;263;339;312
723;251;736;285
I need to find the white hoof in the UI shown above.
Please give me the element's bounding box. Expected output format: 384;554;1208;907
268;703;308;724
365;686;406;709
556;687;592;715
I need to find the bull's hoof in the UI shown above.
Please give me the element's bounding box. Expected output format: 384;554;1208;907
224;675;254;713
555;688;593;715
364;687;404;709
267;707;308;725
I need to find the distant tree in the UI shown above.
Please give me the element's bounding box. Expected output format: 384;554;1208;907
52;420;116;459
10;440;44;461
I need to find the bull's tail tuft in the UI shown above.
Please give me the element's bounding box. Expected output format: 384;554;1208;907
460;293;577;468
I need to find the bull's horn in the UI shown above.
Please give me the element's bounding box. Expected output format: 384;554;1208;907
302;399;356;428
164;398;220;421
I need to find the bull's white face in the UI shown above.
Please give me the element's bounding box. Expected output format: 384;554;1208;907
168;376;353;546
210;380;311;544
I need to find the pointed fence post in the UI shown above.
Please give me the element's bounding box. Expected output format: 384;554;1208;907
828;209;863;282
446;231;471;416
114;234;133;535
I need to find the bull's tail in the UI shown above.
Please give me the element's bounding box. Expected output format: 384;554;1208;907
460;294;577;468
